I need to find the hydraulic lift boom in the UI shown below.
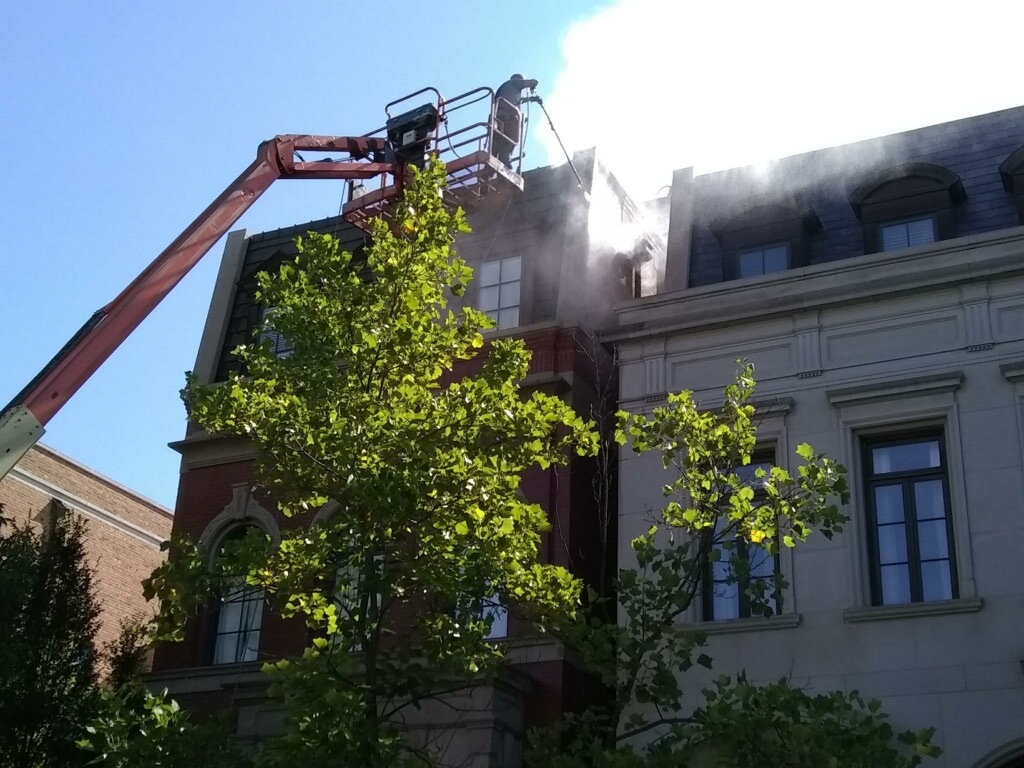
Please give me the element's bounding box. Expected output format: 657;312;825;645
0;85;530;481
0;134;396;479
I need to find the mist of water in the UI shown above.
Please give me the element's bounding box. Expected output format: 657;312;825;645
539;0;1018;202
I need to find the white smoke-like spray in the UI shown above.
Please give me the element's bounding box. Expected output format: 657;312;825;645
541;0;1019;200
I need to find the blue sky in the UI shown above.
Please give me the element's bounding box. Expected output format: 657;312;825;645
2;0;1018;510
0;1;600;508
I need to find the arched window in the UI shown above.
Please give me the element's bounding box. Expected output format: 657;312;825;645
849;163;966;255
210;526;264;665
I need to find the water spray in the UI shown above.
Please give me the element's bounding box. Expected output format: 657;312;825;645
525;94;590;202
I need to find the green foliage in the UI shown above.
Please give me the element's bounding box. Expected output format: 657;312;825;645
79;687;245;768
675;674;940;767
529;365;936;767
0;506;101;768
100;158;596;766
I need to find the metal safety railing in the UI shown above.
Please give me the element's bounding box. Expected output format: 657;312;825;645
339;85;528;229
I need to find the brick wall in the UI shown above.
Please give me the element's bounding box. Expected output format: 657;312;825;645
0;444;173;653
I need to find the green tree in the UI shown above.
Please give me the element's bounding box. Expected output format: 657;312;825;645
0;503;101;768
528;366;939;767
91;159;596;767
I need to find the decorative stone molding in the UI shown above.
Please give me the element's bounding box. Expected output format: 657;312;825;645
794;311;823;378
843;597;983;623
827;372;964;408
198;483;280;560
687;612;802;635
962;283;995;352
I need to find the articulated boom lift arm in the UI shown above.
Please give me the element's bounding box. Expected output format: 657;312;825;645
0;134;394;480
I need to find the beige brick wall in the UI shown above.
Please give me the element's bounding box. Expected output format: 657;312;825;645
0;444;173;653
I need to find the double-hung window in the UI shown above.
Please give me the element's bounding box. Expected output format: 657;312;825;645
863;431;957;605
702;454;780;621
879;216;936;252
478;257;521;330
736;244;789;279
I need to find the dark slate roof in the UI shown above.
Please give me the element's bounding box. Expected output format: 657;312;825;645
213;160;588;380
686;106;1024;287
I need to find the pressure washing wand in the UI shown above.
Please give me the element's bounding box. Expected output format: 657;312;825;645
525;93;589;197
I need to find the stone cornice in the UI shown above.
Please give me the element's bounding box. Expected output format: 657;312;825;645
607;226;1024;343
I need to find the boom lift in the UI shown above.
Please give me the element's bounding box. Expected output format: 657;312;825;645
0;85;530;480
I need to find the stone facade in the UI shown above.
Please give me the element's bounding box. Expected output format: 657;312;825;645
612;106;1024;768
0;443;173;652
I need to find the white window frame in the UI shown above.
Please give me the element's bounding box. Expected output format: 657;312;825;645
478;256;521;330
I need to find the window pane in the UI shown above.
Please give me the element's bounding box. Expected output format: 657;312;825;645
479;261;501;286
762;245;789;273
239;634;259;662
499;280;520;309
218;598;243;633
710;552;737;620
881;223;909;251
735;460;772;487
872;441;940;473
479;285;500;312
738;250;763;277
711;585;740;620
917;519;950;560
877;523;908;565
880;564;912;604
914;480;947;521
497;307;519;330
501;256;521;282
906;218;935;246
213;635;237;665
484;594;508;640
747;544;775;578
873;484;905;524
921;560;953;601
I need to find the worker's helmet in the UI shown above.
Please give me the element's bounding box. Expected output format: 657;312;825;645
510;73;524;81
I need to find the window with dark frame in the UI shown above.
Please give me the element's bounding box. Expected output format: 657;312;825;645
478;256;521;330
211;527;264;665
879;216;936;252
862;431;957;606
848;163;966;256
258;306;294;358
702;454;781;621
710;202;821;283
736;243;790;278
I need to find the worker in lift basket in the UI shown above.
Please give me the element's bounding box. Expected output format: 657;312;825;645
492;73;539;167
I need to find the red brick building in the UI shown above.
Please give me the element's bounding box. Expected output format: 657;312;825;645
0;443;173;653
150;150;661;763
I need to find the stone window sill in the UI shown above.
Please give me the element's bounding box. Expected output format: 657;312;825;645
843;597;983;623
690;613;802;635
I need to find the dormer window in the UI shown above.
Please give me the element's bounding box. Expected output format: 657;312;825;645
999;144;1024;225
258;306;293;358
879;216;936;252
479;256;521;330
737;243;789;278
710;202;820;282
850;163;966;255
